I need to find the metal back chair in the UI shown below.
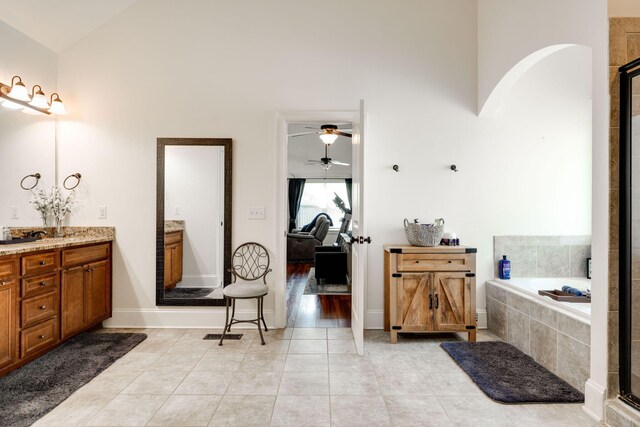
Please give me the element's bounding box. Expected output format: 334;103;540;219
220;242;271;346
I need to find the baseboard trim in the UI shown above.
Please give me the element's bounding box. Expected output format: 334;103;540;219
103;308;274;329
584;378;606;421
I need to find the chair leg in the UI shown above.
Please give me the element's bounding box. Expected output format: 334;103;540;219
219;297;230;346
228;298;236;332
260;296;268;331
257;297;266;345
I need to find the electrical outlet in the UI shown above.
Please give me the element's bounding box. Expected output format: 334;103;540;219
248;207;265;220
475;313;478;322
173;206;181;216
98;206;107;219
10;206;19;219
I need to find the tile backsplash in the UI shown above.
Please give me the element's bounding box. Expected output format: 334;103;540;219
494;236;591;278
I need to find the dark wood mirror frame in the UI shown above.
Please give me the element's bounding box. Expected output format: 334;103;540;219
156;137;232;306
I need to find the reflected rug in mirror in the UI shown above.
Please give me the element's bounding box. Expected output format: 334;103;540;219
440;341;583;403
304;268;350;295
0;332;147;427
164;287;219;299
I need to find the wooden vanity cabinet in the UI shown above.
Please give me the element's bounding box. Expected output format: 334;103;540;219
384;244;477;344
164;230;183;289
0;257;18;370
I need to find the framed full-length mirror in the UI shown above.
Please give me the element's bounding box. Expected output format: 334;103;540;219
156;138;232;306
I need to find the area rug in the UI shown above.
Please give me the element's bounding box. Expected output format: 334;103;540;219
165;287;215;298
304;268;350;295
440;341;584;404
0;332;147;427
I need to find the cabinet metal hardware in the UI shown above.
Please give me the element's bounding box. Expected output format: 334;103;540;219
448;260;452;263
429;294;433;309
39;281;47;286
435;294;439;309
39;261;46;266
465;325;476;330
39;305;46;310
38;335;45;339
392;273;402;278
465;273;476;277
391;326;402;330
0;281;5;286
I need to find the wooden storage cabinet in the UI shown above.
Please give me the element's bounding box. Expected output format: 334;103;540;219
0;241;112;378
384;244;477;344
164;230;183;290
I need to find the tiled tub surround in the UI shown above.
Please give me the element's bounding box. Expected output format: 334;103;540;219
494;236;591;278
486;280;590;393
0;227;115;256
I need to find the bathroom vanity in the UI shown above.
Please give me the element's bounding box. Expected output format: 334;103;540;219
163;221;184;290
384;244;477;343
0;229;114;378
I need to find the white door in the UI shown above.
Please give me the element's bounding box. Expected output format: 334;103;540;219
350;100;368;355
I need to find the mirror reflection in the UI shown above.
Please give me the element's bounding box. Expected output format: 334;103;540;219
157;139;231;306
0;107;56;226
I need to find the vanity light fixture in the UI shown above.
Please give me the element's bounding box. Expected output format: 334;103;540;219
48;93;67;115
0;75;67;115
7;76;30;101
29;85;50;109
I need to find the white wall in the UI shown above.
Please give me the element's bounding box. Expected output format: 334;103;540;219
52;0;599;337
165;145;224;288
0;21;57;226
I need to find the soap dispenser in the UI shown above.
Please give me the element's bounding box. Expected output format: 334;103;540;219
499;255;511;280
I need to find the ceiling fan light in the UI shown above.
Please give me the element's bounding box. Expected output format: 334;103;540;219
319;133;338;145
8;76;30;101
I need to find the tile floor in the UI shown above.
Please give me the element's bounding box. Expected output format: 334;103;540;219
33;328;602;426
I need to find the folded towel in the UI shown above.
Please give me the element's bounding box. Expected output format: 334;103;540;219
561;285;584;297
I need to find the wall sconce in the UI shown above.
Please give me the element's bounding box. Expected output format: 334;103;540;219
0;75;67;115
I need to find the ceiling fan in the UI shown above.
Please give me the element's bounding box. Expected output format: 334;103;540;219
289;124;352;145
306;144;350;170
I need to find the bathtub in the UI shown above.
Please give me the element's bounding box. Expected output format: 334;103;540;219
486;277;591;393
491;277;591;323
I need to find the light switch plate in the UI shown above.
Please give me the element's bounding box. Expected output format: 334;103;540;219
173;206;181;216
248;207;265;220
98;206;107;219
10;206;19;219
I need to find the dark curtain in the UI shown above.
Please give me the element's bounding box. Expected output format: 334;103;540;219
288;178;306;232
345;178;353;209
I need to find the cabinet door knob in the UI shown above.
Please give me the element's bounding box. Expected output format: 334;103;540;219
39;281;47;287
0;280;5;286
40;305;46;310
38;335;45;339
39;261;46;266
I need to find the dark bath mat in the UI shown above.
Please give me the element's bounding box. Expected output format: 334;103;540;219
440;341;584;404
0;332;147;427
164;287;214;298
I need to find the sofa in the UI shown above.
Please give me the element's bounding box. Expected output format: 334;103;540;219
287;216;330;262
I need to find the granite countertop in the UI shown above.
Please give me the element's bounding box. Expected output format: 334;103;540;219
165;220;185;233
0;227;115;256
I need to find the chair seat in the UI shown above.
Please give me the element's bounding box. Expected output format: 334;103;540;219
223;283;268;298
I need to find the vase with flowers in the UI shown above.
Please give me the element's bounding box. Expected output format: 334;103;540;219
29;188;53;227
50;186;76;237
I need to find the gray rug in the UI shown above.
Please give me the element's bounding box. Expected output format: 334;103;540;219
440;341;583;403
165;287;214;298
0;332;147;427
304;268;350;295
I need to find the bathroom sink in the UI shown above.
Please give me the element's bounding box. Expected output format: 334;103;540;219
0;237;38;245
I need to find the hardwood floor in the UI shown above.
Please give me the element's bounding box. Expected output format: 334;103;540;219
286;262;351;328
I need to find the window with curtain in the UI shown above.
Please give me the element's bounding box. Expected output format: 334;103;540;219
297;180;351;229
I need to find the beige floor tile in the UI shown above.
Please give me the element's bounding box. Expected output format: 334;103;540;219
226;371;282;395
288;339;327;354
209;395;276;426
330;371;381;395
262;328;293;340
86;394;168;426
330;395;391;426
437;395;513;426
552;404;602;426
193;352;245;371
284;354;328;372
74;370;142;395
205;339;252;353
130;337;181;353
328;339;357;354
106;352;162;373
146;394;221;426
121;370;187;395
328;353;374;372
327;328;354;340
166;337;215;354
376;370;433;396
239;352;287;371
425;371;482;396
291;328;327;340
270;395;330;426
248;339;291;353
384;395;452;426
174;371;234;395
146;352;204;372
33;392;118;426
502;403;582;426
278;371;329;395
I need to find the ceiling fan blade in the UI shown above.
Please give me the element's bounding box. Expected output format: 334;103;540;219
305;126;321;130
289;132;321;137
306;160;323;164
334;131;352;138
331;161;351;166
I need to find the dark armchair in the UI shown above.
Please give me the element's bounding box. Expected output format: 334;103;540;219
287;216;330;261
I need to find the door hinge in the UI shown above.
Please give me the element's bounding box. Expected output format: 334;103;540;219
391;326;402;330
465;273;476;277
392;273;402;278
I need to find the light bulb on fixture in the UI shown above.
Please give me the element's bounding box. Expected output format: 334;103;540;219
48;93;67;115
7;76;30;101
28;85;50;110
319;133;338;145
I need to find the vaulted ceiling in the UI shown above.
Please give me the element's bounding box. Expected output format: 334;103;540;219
0;0;140;53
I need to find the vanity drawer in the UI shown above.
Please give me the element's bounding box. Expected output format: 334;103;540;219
62;243;110;268
21;317;58;358
22;273;58;298
397;254;471;272
0;258;16;280
21;291;58;328
21;251;56;276
165;231;182;245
